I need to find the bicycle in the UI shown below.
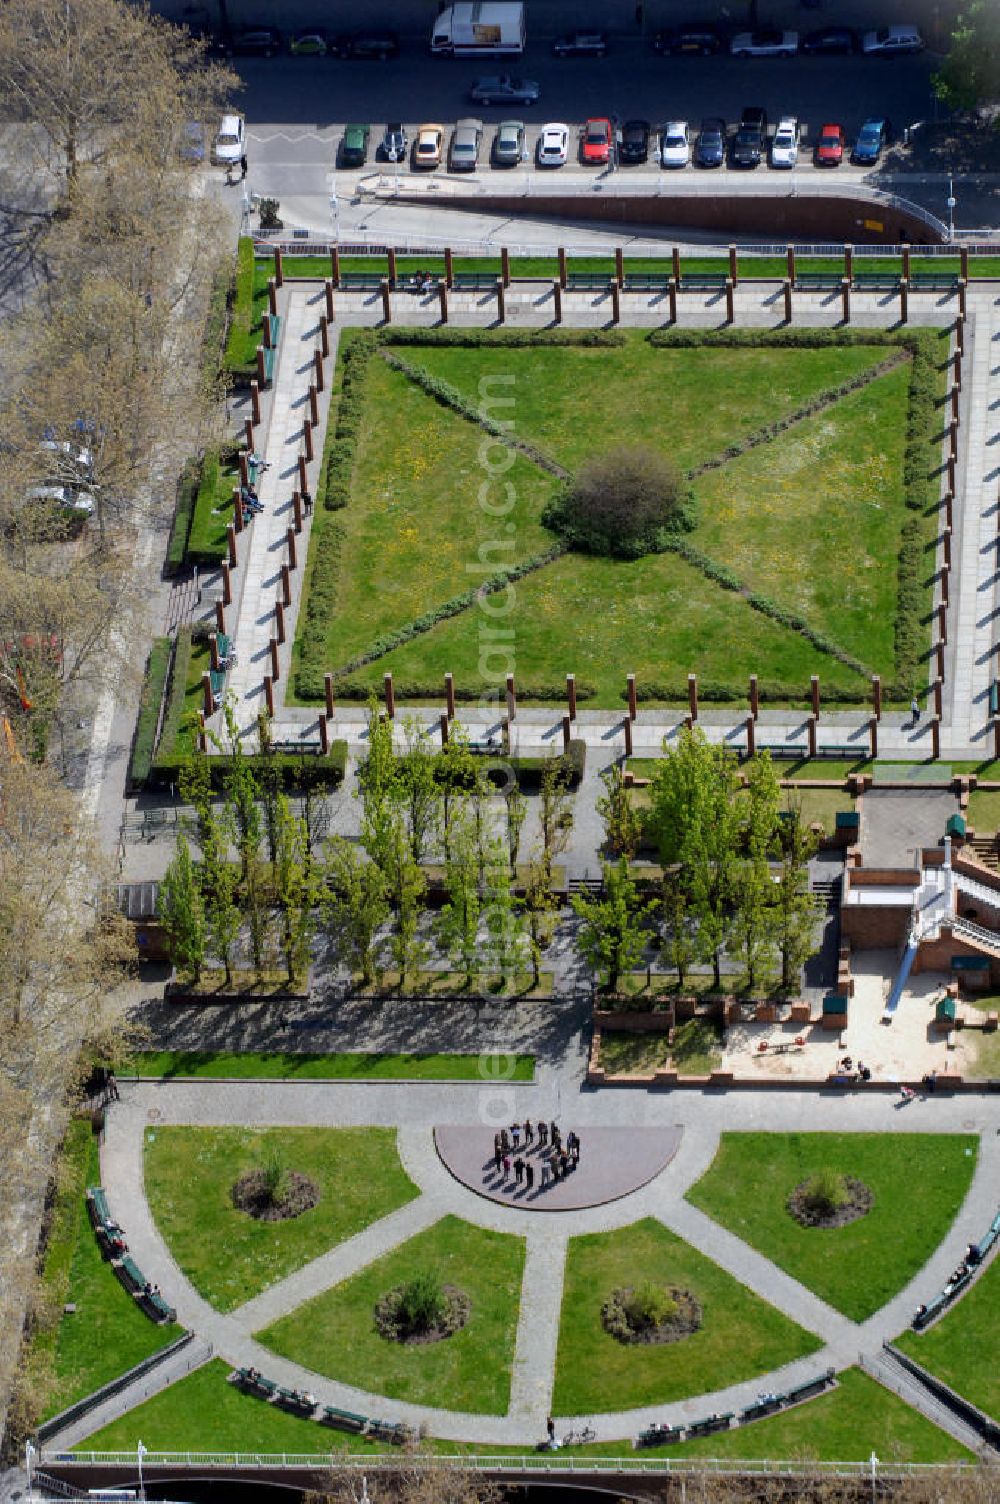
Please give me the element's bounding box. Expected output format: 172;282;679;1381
561;1425;596;1446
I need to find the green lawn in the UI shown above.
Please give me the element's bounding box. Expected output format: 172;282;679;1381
133;1051;534;1081
967;789;1000;833
956;996;1000;1077
144;1128;418;1312
599;1031;669;1076
186;448;240;565
687;1134;979;1322
37;1123;182;1419
896;1251;1000;1418
258;1216;524;1413
552;1218;821;1414
786;787;856;835
79;1359;969;1463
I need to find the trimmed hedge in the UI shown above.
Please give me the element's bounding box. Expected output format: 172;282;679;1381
324;677;597;704
186;444;241;566
222;237;260;384
201;256;233;389
164;459;200;577
151;628;194;776
632;679;871;706
148;742;348;792
380;328;627;350
128;638;172;790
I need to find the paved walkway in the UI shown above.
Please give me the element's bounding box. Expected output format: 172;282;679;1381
59;1078;999;1453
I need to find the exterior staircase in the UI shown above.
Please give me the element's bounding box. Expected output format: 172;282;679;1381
969;836;999;873
811;874;842;909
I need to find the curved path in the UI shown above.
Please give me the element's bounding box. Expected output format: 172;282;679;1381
91;1079;1000;1449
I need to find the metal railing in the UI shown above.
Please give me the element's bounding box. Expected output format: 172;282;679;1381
254;236;997;263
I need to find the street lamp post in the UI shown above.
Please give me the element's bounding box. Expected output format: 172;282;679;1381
137;1439;148;1501
25;1440;35;1503
330;188;339;249
947;176;956;243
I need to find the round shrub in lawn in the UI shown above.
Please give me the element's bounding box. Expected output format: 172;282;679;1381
788;1170;873;1229
543;445;695;559
231;1147;320;1222
602;1281;702;1346
374;1269;471;1346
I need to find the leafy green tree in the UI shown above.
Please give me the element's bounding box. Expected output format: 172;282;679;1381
434;802;481;988
521;852;559;988
178;751;213;854
596;764;642;861
324;838;389;986
932;2;1000;111
482;836;529;988
731;753;780;994
539;759;574;869
572;859;653;994
199;809;240;987
242;857;272;982
771;799;821;994
503;782;527;874
661;871;695;991
358;696;399;872
386;813;428;990
221;701;261;882
157;833;206;981
438;722;479;861
272;795;316;983
398;718;440;864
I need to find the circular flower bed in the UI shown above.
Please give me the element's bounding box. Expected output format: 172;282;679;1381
374;1283;471;1346
231;1169;319;1222
601;1283;702;1346
788;1173;873;1229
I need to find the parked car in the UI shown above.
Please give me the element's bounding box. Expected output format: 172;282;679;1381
537;122;569;167
493;119;526;166
620;119;650;165
694;116;726;168
381;122;408;162
450;118;483;171
730;107;768;168
852;117;892;164
341;123;370;167
25;484;96;524
652;25;724;56
862;25;923;55
228;27;281;57
730;29;798;58
770;116;799;168
581;117;613;165
802;26;857;55
814;122;845;166
552;31;607;57
329;30;399;59
414;124;444;168
470;75;540;106
212;113;245;166
288;29;330;55
660;122;690;169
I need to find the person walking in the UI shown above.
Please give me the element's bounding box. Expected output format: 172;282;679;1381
107;1071;120;1102
525;1162;534;1192
514;1157;525;1185
494;1140;502;1175
538;1121;548;1148
240;153;248;181
547;1416;556;1444
549;1119;558;1143
511;1122;521;1150
911;696;921;724
301;488;313;516
524;1119;534;1145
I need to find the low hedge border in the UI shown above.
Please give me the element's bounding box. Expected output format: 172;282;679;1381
380;328;627;350
150;628;193;776
164;459;200;577
149;742;348;792
128;638;172;791
323;678;598;703
223;237;261;384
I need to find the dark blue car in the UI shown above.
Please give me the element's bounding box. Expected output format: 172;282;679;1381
852;117;891;165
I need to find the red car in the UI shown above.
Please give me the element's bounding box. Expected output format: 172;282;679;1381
581;117;613;165
814;123;845;166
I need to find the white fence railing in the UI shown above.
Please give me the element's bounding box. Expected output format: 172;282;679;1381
254;236;998;262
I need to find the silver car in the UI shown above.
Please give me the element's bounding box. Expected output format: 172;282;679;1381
450;118;482;171
493;119;525;166
470;75;540;106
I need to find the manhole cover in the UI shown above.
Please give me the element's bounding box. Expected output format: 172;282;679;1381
147;1108;162;1122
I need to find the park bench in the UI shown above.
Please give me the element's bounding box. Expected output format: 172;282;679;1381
816;744;867;758
678;273;729;292
339;272;387;291
232;1368;279;1399
622;273;672;293
262;346;276;383
367;1418;408;1445
755;742;808;759
209;666;226;702
275;1386;317;1414
686;1413;733;1438
783;1370;835;1406
852;272;902;292
565;273;613;292
87;1186;112;1228
990;681;999;717
909;272;960;292
793;272;844;290
321;1405;368;1434
740;1396;782;1424
139;1289;177;1325
271;739;323;755
142;808;168;839
468;736;503;754
115;1255;146;1296
635;1423;683;1448
913;1291;949;1329
452;272;502;291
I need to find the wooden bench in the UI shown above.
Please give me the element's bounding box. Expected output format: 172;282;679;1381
678;274;729;292
565;273;613;291
452;272;501;291
622;273;671;293
321;1405;368;1434
784;1369;835;1406
367;1418;408;1445
87;1186;112;1227
817;744;867;758
635;1423;683;1448
271;739;323;756
686;1412;733;1438
852;272;902;292
339;272;387;291
262;345;276;383
794;272;844;290
275;1386;317;1414
756;743;808;759
913;1291;949;1329
232;1368;279;1399
139;1290;177;1325
740;1396;782;1423
910;272;960;292
115;1255;146;1296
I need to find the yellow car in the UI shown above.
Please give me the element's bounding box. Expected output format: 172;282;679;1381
414;124;444;168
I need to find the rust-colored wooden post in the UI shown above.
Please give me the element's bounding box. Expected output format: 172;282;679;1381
221;561;232;604
239;452;249;489
275;600;285;645
810;675;820;719
688;674;698;722
786;244;796;287
325;673;335;718
269;637;280;682
387;248;397;286
869;717;878;759
309;384;319;426
440;713;449;747
841;279;851;324
325;278;335;319
233;488;243;533
262;313;272;350
566;674;577;721
280;562;291;607
380;278;391;323
844;244;853;285
318;311;330;359
286;527;297;570
293;490;303;533
941;569;950;608
298;454;308;494
244;417;255;450
956;318;965;355
250;380;261;425
807;714;817;758
198;712;207;754
496;277;505;324
319;715;329;755
274;248;284;287
729;244;738;287
303;419;314;463
937;639;945;680
950;419;959;460
438;282;449;323
749;674;759;720
444;247;454;288
330;246;341;286
783;279;792;323
901;244;910;282
256;346;266;385
312;348;324;392
557;247;567;289
725;278;734;324
946;492;954;530
934;677;943;718
958;277;967;319
899;279;908;324
215;600;226;635
623;715;633;757
562;715;571;751
939;599;948;642
951;385;960;423
994;718;1000;761
627;673;637;721
201;671;213;717
672;246;681;283
943;529;951;568
931;717;941;759
227;523;237;567
872;674;882;721
552;280;562;323
960;244;969;281
947;455;956;493
746;715;756;758
445;672;455;720
667;277;677;324
506;672;516;720
264;675;274;716
384;672;395;718
501;246;511;288
615;246;624;288
267;276;277;316
610;281;620;325
209;633;220;672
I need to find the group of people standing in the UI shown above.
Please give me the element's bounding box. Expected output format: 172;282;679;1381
492;1121;581;1194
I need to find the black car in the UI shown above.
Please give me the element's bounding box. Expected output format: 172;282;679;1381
329;30;399;59
552;31;608;57
619;119;650;164
730;106;768;168
802;26;858;55
653;24;724;56
694;116;726;168
852;116;892;164
228;26;282;57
